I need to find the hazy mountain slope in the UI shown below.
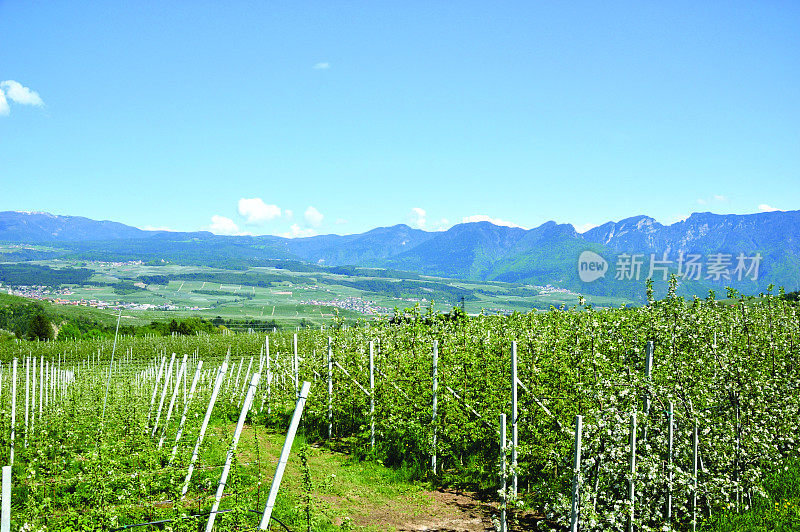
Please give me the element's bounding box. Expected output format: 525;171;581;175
285;224;436;266
0;211;147;241
1;209;798;298
385;222;527;278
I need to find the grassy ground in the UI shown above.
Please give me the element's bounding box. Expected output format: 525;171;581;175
202;422;497;531
702;459;800;531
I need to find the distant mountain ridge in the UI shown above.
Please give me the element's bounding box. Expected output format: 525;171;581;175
0;211;150;241
1;209;798;299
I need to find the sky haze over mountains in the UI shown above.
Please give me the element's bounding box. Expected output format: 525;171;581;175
0;2;797;239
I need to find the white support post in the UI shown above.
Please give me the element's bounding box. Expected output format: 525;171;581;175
511;341;518;498
38;356;43;422
205;372;261;532
171;360;204;461
265;336;272;414
1;465;10;532
258;381;312;530
30;357;35;433
24;357;29;444
152;353;176;437
643;341;653;442
10;359;17;466
158;354;188;448
667;401;673;523
570;415;583;532
236;357;253;406
293;333;299;399
182;358;187;407
369;341;375;451
238;357;253;405
692;422;698;532
45;361;49;410
628;413;637;532
327;337;333;440
182;361;228;496
233;356;244;396
500;413;507;532
432;340;438;475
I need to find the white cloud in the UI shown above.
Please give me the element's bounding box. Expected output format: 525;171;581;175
408;207;426;229
758;204;780;212
0;90;8;116
0;80;44;108
208;215;243;235
665;213;690;225
575;222;598;233
238;197;281;224
431;218;451;231
284;209;294;220
335;218;348;225
697;195;728;206
141;225;176;232
304;206;324;227
462;214;527;229
279;224;317;238
312;62;330;70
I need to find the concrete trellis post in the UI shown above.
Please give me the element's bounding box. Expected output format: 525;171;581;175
30;357;35;432
369;341;375;450
258;381;312;530
233;356;244;395
293;333;299;399
511;341;518;498
500;413;507;532
24;357;29;443
152;354;175;435
182;361;228;497
205;372;261;532
147;358;167;423
570;415;583;532
692;422;699;532
432;340;438;475
643;341;653;442
45;360;49;410
38;356;43;422
238;356;253;405
667;402;673;522
158;354;188;449
264;336;272;414
10;359;17;466
327;337;333;440
628;413;637;532
1;465;10;532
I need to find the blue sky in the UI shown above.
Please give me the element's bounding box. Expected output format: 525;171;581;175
1;1;798;237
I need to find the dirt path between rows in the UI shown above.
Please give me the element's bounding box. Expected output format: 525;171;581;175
240;426;543;531
327;485;543;531
335;488;498;531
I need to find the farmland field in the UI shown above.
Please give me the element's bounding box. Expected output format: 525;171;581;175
0;256;631;328
0;285;797;530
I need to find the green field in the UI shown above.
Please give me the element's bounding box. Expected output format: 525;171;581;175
2;258;632;328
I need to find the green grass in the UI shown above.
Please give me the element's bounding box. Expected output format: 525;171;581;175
703;459;800;531
203;422;446;531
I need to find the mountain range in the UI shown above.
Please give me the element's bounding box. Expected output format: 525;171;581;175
1;210;798;301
